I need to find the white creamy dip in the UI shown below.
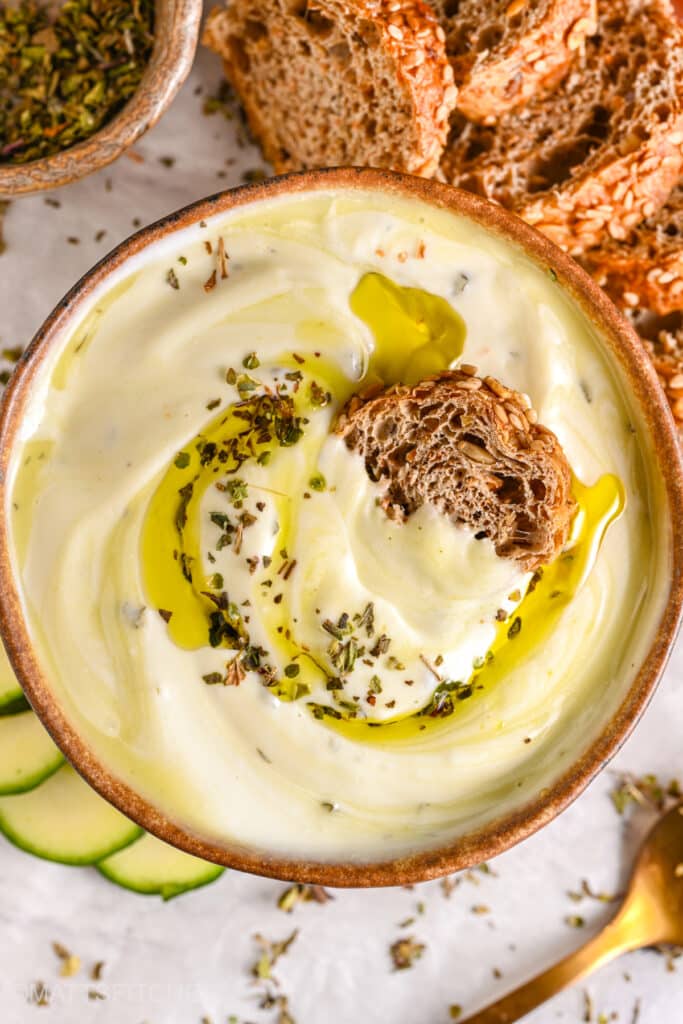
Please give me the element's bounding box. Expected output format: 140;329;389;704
7;189;670;861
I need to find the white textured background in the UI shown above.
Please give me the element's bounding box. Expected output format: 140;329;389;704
0;38;682;1024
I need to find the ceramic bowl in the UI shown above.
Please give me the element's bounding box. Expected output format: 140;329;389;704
0;0;202;197
1;168;682;886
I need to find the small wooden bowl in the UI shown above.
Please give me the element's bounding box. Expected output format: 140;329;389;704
1;169;682;886
0;0;202;197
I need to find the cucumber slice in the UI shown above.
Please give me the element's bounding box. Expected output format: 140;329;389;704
0;763;142;864
98;832;224;899
0;693;29;716
0;711;64;795
0;646;26;715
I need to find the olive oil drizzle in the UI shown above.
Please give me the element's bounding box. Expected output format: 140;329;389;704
312;472;625;744
141;272;465;662
349;272;466;387
141;391;305;653
139;270;625;744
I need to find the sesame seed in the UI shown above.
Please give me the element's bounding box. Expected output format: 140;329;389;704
508;412;526;431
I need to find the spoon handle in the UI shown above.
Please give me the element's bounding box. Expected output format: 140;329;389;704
459;912;643;1024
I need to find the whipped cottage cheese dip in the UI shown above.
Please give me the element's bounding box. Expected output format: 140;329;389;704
7;188;670;861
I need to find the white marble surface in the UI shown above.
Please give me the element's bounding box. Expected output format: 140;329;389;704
0;33;682;1024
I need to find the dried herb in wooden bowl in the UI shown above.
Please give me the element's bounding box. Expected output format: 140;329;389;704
0;0;155;165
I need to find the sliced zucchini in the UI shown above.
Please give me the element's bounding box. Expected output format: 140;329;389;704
97;832;225;899
0;710;64;795
0;763;142;864
0;646;26;715
0;692;29;716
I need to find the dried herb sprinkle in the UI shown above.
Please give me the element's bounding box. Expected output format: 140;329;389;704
0;1;155;165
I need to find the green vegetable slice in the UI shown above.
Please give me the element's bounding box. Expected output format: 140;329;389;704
0;647;26;715
0;763;142;864
0;710;64;795
98;832;224;899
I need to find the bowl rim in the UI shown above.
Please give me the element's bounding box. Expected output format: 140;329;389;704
1;166;682;887
0;0;202;197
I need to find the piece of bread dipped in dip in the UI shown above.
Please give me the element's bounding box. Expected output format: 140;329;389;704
336;366;576;572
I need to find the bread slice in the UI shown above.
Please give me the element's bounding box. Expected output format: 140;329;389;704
440;0;683;255
581;183;683;316
336;369;576;571
429;0;596;124
578;194;683;430
579;182;683;432
202;0;457;177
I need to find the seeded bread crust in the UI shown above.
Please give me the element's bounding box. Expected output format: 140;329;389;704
430;0;596;124
579;179;683;433
441;0;683;255
336;370;576;571
626;308;683;432
202;0;457;177
581;184;683;317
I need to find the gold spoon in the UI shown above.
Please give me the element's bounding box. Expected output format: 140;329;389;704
460;802;683;1023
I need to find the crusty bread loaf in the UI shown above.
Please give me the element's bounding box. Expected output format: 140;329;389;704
336;370;576;571
441;0;683;255
429;0;596;124
582;184;683;317
627;308;683;432
578;177;683;432
202;0;457;177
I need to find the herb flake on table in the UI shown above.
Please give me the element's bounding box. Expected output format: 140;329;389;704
568;879;618;904
202;80;237;120
27;981;50;1007
277;883;333;912
441;875;460;898
52;940;81;977
610;772;682;815
251;930;298;981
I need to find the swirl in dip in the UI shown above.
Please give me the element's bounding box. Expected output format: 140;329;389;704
7;188;670;861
